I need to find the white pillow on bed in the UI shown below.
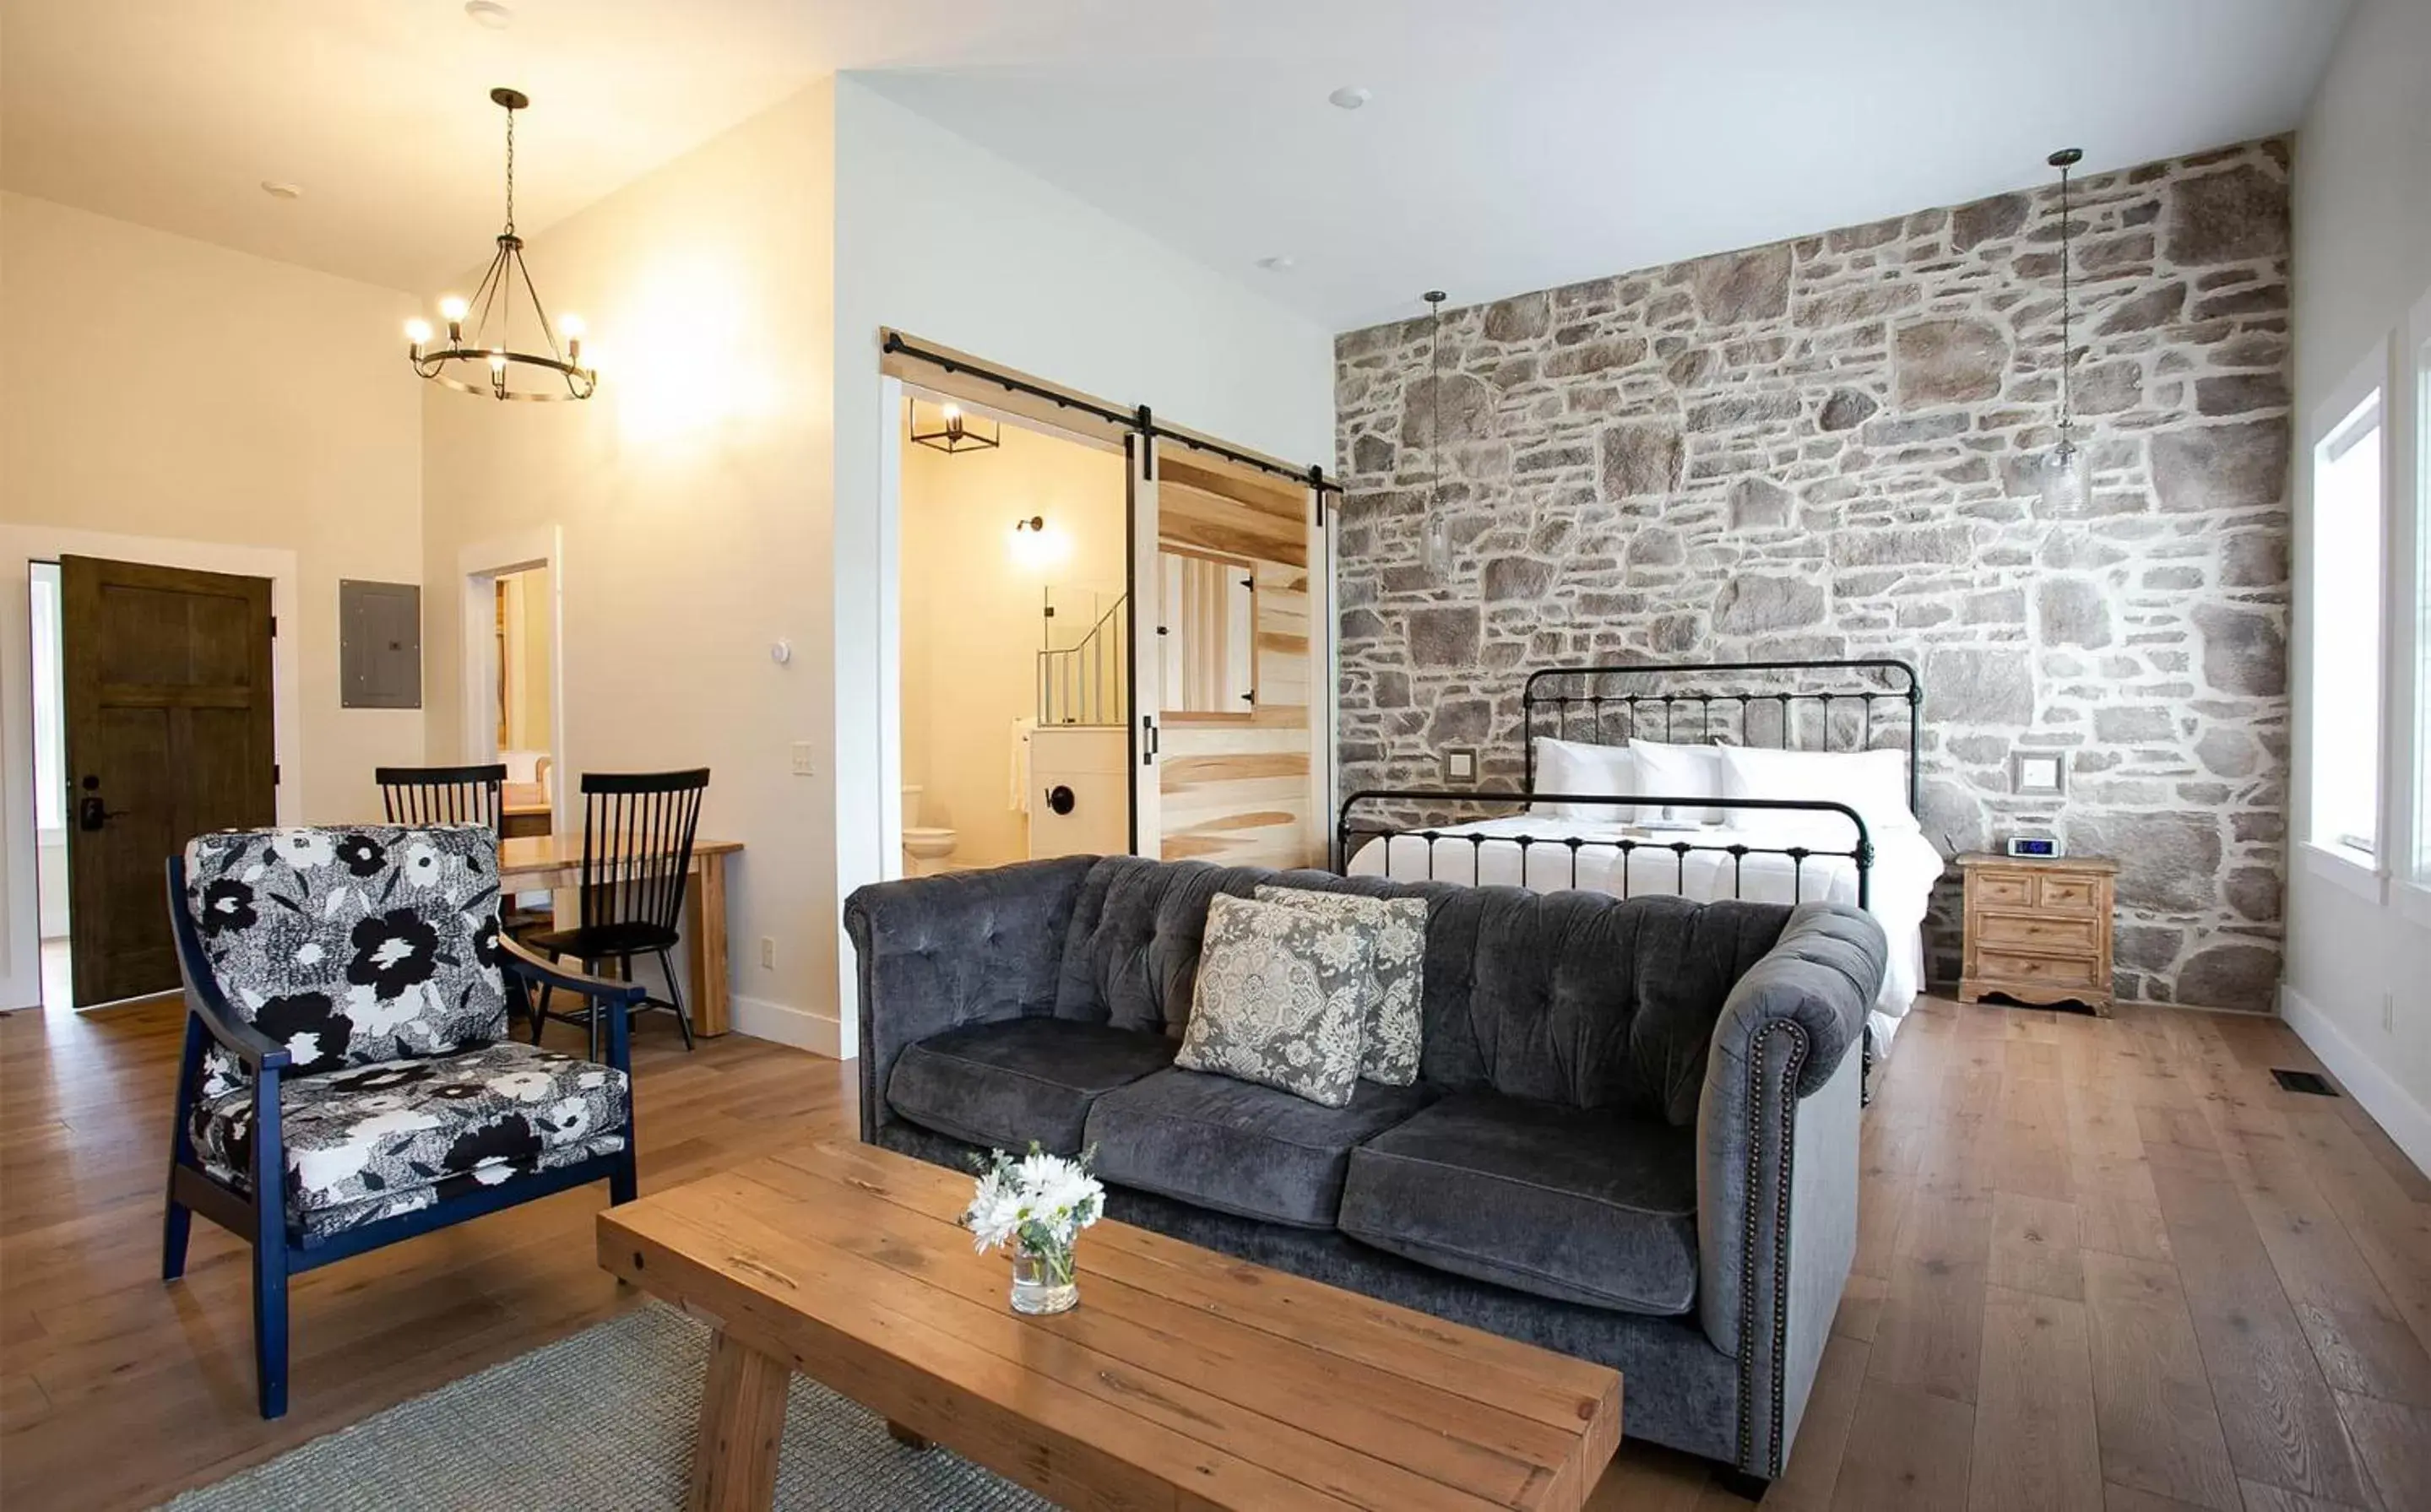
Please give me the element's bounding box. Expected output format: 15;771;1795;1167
1718;745;1918;842
1532;737;1637;824
1629;740;1726;824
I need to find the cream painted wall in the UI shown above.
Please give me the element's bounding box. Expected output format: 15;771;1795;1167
2285;0;2431;1171
0;192;427;825
830;74;1337;1046
900;417;1126;867
499;566;554;754
421;83;838;1050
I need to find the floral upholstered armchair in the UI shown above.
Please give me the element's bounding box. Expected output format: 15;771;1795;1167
162;824;647;1419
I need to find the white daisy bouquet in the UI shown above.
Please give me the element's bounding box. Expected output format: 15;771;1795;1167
963;1142;1104;1291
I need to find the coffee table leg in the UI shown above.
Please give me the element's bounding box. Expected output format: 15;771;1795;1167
885;1420;933;1450
689;1328;790;1512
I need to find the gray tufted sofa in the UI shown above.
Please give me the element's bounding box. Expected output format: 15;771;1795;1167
844;854;1884;1492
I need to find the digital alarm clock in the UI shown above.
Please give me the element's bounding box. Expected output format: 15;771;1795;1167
2006;834;2064;859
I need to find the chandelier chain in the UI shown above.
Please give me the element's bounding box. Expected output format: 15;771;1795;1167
502;104;516;236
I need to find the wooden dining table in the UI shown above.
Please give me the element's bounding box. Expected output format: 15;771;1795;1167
497;834;744;1037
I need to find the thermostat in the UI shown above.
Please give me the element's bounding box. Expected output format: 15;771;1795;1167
2006;834;2064;859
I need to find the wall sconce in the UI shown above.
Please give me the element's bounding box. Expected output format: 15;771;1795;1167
909;396;1001;454
1010;514;1067;570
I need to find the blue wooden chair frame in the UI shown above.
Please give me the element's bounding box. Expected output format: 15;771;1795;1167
159;855;648;1420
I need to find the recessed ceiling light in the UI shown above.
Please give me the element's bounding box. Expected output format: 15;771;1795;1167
464;1;513;29
260;181;303;200
1327;85;1370;111
1256;255;1295;272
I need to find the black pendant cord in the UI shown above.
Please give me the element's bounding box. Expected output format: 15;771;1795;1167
1426;290;1447;547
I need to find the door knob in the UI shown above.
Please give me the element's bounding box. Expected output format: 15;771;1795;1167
1045;785;1077;816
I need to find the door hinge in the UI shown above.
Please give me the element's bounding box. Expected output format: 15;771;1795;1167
268;615;278;637
273;763;282;785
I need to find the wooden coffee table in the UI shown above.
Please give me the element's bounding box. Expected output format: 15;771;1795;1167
596;1139;1622;1511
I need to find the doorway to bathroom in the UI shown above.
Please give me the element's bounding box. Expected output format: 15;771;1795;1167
896;389;1131;876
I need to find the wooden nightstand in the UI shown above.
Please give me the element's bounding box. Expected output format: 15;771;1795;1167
1956;852;2119;1016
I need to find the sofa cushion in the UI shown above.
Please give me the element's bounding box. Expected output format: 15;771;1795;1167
1338;1090;1701;1315
887;1017;1175;1155
183;825;510;1094
1085;1068;1438;1228
190;1040;629;1239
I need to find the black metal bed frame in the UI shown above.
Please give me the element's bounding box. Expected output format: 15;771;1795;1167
1335;658;1924;911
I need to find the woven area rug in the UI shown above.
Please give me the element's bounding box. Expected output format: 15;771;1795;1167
160;1303;1051;1510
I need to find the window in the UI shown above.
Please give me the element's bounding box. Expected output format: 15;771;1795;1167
29;564;64;835
2310;387;2384;861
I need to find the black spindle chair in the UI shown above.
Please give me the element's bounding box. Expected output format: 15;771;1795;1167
376;763;507;828
524;768;710;1056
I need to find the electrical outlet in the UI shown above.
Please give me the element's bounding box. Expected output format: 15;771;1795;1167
759;936;775;970
790;741;815;777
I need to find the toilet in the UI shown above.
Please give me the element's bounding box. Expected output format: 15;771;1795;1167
899;784;959;875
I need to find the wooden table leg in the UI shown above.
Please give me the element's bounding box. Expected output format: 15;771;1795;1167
686;851;730;1037
688;1327;789;1512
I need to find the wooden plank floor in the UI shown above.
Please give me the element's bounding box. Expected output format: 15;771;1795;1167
4;991;2426;1510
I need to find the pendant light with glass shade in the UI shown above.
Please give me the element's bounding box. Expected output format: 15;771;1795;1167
1420;290;1455;574
2035;148;2089;514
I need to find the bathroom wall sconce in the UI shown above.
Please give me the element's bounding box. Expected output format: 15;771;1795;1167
908;395;1001;453
1010;514;1067;570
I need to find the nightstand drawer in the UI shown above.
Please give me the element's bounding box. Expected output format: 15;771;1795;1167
1977;913;2101;954
1972;871;2034;908
1973;949;2101;990
2036;875;2102;912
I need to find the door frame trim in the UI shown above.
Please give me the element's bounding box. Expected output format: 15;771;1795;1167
457;525;566;837
0;526;302;1012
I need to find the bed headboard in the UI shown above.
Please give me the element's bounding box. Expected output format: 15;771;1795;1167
1521;658;1924;815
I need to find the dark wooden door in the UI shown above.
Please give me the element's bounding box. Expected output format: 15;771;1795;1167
61;556;276;1007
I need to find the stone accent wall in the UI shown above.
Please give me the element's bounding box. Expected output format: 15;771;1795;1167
1332;138;2293;1009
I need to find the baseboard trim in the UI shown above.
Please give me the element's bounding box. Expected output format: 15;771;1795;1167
2279;984;2431;1179
728;994;849;1059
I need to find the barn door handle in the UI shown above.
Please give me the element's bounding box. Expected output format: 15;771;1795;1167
1045;785;1076;816
79;794;126;832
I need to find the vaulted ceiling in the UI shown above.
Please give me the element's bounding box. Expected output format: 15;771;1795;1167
3;1;2349;326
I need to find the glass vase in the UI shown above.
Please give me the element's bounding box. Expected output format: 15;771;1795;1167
1009;1237;1078;1315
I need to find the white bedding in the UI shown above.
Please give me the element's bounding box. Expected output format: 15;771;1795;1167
1345;814;1937;1056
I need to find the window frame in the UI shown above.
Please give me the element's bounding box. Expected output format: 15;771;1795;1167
2302;344;2395;900
2401;284;2431;920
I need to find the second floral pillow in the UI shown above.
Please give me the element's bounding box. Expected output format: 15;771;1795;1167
1253;886;1426;1086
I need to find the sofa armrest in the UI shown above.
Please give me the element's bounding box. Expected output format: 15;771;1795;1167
844;856;1099;1143
1695;902;1883;1479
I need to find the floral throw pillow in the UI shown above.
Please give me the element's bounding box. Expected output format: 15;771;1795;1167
1177;894;1375;1108
183;825;509;1093
1254;886;1425;1086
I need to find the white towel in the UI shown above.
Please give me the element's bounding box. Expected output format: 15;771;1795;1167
1009;718;1037;814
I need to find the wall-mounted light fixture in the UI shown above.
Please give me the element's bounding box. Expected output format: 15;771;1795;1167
1010;514;1066;571
909;396;1001;453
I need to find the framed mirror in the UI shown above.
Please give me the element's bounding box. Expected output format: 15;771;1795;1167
1159;548;1256;720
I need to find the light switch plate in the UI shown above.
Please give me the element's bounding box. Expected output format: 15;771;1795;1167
790;742;815;777
1442;747;1479;783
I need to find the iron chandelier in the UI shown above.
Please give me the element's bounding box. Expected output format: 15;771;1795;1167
405;89;596;401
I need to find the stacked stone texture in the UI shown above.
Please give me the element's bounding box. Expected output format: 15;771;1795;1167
1332;138;2292;1009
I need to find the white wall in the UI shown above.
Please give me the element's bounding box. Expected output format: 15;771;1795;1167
0;192;425;1006
900;416;1127;867
421;82;838;1051
2284;0;2431;1172
829;74;1336;1052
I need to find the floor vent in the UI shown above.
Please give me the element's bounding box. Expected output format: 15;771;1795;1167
2271;1068;2339;1097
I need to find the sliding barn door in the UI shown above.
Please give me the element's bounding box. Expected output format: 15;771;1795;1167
60;555;276;1006
1126;434;1162;854
1148;447;1321;869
